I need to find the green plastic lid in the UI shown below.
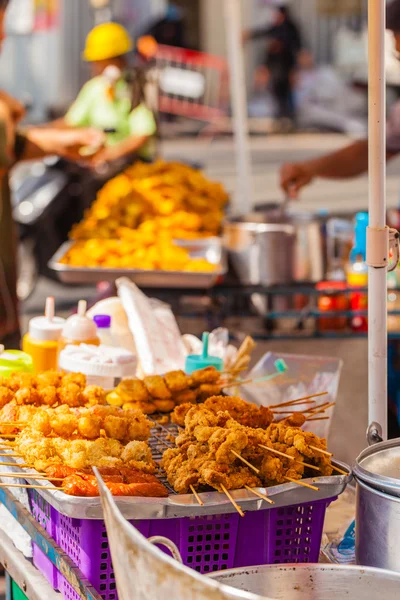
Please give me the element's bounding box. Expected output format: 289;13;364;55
0;347;34;378
185;332;224;375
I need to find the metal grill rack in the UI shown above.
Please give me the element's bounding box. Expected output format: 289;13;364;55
147;415;179;495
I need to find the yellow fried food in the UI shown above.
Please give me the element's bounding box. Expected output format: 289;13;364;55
106;391;124;407
15;387;40;406
103;415;128;442
77;415;102;440
153;399;175;413
38;386;58;406
57;384;83;408
164;370;189;393
50;414;77;438
117;379;149;403
82;385;106;407
0;386;13;408
143;376;171;399
62;373;86;389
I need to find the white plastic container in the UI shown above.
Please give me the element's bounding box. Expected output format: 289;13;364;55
59;344;136;390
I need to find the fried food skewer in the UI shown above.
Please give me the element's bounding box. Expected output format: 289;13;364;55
284;476;319;491
244;485;274;505
231;450;260;474
308;416;329;422
309;446;333;457
305;402;335;420
190;484;204;506
258;445;321;472
220;484;244;517
0;473;64;481
270;392;328;409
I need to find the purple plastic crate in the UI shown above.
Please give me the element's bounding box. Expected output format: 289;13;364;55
29;490;334;600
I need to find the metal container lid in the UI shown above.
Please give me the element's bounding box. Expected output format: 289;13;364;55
354;438;400;497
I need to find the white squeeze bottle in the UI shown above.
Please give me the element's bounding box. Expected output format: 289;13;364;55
59;300;100;353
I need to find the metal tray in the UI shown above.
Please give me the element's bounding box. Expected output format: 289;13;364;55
49;239;227;288
0;417;352;520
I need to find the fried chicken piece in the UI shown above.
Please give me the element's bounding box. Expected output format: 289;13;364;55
57;384;83;408
0;401;21;434
103;415;128;442
62;373;86;389
90;405;125;419
8;373;35;392
153;399;175;413
50;414;77;438
124;410;151;441
0;386;13;408
190;366;220;385
82;385;106;407
164;370;189;393
143;376;171;399
35;372;63;390
173;389;198;406
31;411;52;436
121;441;156;474
204;396;274;429
171;403;192;426
38;386;58;406
201;463;261;491
117;379;149;403
280;413;307;428
77;415;102;440
15;387;40;406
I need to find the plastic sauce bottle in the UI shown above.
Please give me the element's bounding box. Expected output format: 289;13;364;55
93;315;114;346
59;300;100;353
22;297;65;373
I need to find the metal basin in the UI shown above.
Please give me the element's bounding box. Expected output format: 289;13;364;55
210;564;400;599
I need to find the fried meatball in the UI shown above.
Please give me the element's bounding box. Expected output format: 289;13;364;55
58;384;83;407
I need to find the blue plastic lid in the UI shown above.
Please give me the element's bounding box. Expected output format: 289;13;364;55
350;212;369;262
185;332;224;375
93;315;111;329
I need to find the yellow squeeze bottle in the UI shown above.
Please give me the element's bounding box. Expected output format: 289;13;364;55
58;300;100;353
22;297;65;373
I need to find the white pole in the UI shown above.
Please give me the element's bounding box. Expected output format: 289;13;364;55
368;0;388;441
223;0;253;214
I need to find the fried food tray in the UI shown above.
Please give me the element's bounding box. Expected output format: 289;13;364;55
0;417;352;520
48;239;227;288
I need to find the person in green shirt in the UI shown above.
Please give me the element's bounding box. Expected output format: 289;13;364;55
0;0;105;348
64;22;157;165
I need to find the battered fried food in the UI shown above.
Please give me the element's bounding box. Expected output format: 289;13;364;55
190;366;220;385
171;403;192;426
0;386;13;408
173;389;198;405
77;415;102;440
36;372;63;389
164;370;189;393
57;384;83;408
204;396;274;429
38;386;58;406
143;376;171;399
62;373;86;389
62;472;168;497
15;387;40;406
117;379;149;403
153;399;175;413
81;385;106;407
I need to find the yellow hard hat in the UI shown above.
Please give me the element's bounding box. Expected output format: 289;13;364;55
83;23;133;62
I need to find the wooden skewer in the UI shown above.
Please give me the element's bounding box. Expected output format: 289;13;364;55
190;485;204;506
0;463;32;468
309;445;333;457
0;473;64;482
0;452;24;457
331;465;349;476
0;434;17;439
0;483;56;491
270;392;328;409
258;445;320;472
284;476;319;491
305;402;335;420
244;485;274;505
231;450;260;474
220;484;244;517
304;401;331;414
308;416;330;422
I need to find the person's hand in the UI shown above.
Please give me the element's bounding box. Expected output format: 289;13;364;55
55;128;106;161
0;91;25;124
280;162;314;198
88;144;120;169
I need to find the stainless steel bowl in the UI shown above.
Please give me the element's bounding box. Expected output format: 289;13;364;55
210;564;400;599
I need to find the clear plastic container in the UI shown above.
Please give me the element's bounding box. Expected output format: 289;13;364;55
59;300;100;353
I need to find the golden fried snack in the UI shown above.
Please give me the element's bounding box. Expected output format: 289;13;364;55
171;403;192;426
0;386;13;408
57;384;83;408
190;366;220;385
50;414;77;438
123;401;156;415
103;416;128;442
204;396;274;429
117;379;149;403
198;384;222;402
38;386;58;406
143;376;171;399
8;373;35;392
77;415;102;440
81;385;106;407
164;370;190;393
36;372;63;389
153;399;175;413
62;373;86;389
15;387;40;406
173;389;198;405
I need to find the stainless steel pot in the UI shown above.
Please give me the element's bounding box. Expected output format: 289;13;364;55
354;437;400;572
210;564;400;599
223;212;325;285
